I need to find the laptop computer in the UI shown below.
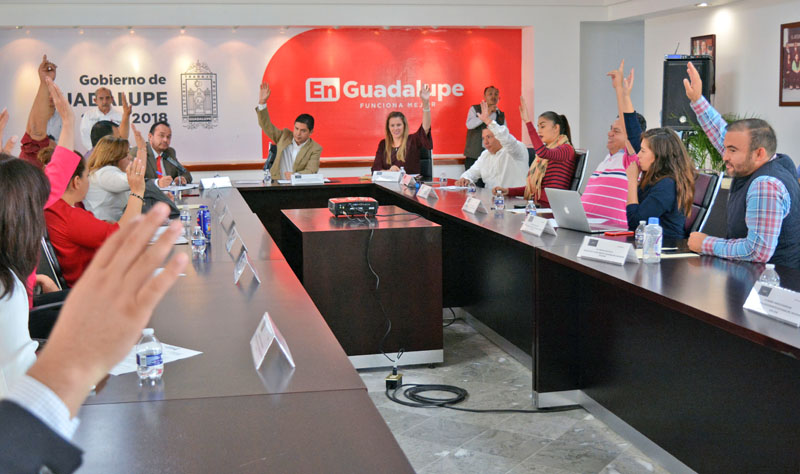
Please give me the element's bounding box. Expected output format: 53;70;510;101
545;188;628;234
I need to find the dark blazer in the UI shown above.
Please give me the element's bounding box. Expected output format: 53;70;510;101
134;143;193;184
0;400;83;473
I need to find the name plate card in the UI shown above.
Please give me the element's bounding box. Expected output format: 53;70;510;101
290;173;325;185
217;204;230;224
520;214;557;237
576;236;638;265
225;226;240;254
371;170;402;183
462;196;488;214
200;176;232;189
401;174;416;187
212;194;223;211
250;312;296;370
743;283;800;327
416;184;439;200
234;250;262;286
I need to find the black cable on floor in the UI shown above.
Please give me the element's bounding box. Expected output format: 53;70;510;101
443;307;460;327
386;384;582;413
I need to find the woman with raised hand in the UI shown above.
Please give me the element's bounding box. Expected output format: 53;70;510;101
492;97;576;208
611;60;695;238
371;84;433;175
44;126;147;287
85;135;139;222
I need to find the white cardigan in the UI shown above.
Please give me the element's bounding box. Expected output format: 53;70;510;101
85;165;130;222
0;274;38;398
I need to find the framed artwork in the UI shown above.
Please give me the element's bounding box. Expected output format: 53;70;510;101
691;34;716;94
780;21;800;106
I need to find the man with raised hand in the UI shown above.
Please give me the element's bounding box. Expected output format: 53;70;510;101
454;100;528;190
79;86;122;151
464;85;505;175
0;204;187;474
256;83;322;181
684;62;800;268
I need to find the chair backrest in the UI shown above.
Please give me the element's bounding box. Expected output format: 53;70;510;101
39;232;67;290
419;148;433;181
263;143;278;172
527;147;536;167
684;171;723;233
570;149;589;191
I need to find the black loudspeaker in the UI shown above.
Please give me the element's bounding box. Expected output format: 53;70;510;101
661;56;714;131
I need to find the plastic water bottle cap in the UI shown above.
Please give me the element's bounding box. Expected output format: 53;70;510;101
765;264;775;270
142;328;155;336
639;220;646;225
647;217;659;225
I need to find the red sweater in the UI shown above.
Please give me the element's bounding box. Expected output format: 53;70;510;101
508;122;576;207
44;199;119;287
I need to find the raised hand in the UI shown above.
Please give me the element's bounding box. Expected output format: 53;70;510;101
121;93;132;117
683;61;703;103
259;83;271;105
0;108;18;154
37;54;57;83
478;100;491;125
622;66;635;97
131;123;145;149
45;78;75;150
519;96;531;123
27;203;188;416
127;155;147;196
607;59;625;90
419;84;431;103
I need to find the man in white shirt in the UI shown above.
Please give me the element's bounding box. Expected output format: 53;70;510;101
455;101;528;190
256;83;322;181
79;87;122;151
464;85;504;173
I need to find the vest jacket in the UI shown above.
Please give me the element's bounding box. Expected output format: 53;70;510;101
727;153;800;268
464;105;505;159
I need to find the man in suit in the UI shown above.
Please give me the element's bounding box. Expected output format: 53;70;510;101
0;204;186;474
256;83;322;181
139;121;193;185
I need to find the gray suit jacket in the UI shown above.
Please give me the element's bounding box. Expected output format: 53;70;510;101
0;400;83;473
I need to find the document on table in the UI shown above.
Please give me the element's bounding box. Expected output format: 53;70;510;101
439;185;468;191
159;183;199;191
109;343;203;376
635;248;700;260
151;225;188;244
235;180;266;185
277;178;332;184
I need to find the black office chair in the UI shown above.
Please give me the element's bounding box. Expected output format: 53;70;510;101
684;171;723;234
527;147;536;167
570;149;589;191
30;233;69;339
419;148;433;181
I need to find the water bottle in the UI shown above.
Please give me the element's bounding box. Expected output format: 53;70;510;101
467;181;477;193
758;263;781;287
399;166;406;180
634;220;646;249
180;209;191;237
136;328;164;381
191;226;207;255
263;168;272;184
525;200;537;217
439;173;447;186
642;217;662;264
494;190;505;212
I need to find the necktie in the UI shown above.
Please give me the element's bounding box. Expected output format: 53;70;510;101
156;154;164;176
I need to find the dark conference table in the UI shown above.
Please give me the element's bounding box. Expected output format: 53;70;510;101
237;178;800;473
72;187;416;473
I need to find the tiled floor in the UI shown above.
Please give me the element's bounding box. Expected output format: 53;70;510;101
359;319;669;474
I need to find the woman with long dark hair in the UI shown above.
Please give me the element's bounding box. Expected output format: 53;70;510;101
0;154;50;396
611;60;695;238
371;84;432;174
493;97;576;207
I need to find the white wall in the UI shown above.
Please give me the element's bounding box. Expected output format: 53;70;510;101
643;0;800;164
0;4;609;173
579;21;645;190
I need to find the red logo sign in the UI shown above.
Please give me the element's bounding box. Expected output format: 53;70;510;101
261;28;522;159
